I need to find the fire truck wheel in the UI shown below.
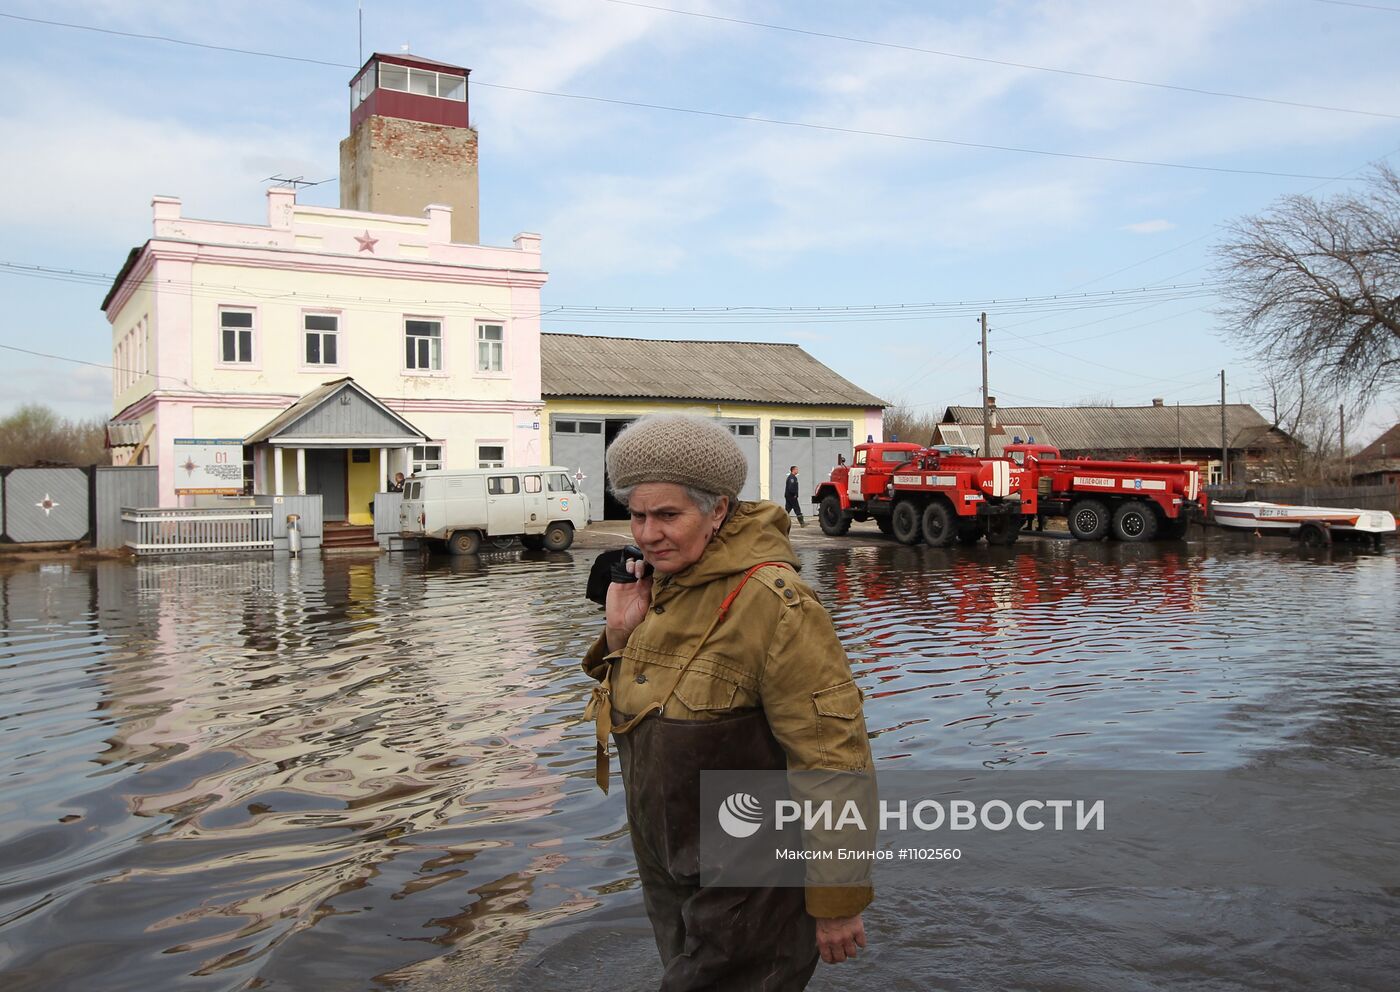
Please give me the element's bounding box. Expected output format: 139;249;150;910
891;501;922;545
448;530;482;555
543;521;575;552
956;521;983;545
920;501;957;547
985;514;1020;546
1068;499;1109;541
819;494;851;536
1111;501;1159;542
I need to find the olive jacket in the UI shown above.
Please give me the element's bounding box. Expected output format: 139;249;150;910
582;500;874;918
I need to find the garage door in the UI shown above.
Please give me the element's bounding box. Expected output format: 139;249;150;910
769;422;853;503
723;420;761;501
549;418;605;520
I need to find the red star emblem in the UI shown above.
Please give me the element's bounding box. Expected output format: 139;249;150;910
355;231;379;252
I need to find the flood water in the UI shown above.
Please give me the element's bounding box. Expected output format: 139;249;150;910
1;537;1396;991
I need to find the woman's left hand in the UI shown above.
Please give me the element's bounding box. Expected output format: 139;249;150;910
816;913;866;964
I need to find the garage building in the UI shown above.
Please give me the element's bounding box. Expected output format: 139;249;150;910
542;334;885;519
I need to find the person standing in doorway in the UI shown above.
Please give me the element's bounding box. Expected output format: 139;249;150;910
784;465;806;527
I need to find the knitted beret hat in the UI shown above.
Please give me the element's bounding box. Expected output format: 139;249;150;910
607;414;748;499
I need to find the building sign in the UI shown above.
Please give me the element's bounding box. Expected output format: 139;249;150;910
174;438;244;495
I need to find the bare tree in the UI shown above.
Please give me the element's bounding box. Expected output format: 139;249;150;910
1214;163;1400;395
0;404;108;466
881;399;940;444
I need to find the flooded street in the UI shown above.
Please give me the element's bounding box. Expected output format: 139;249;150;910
1;534;1397;990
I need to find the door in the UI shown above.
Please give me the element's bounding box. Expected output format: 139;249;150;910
486;473;526;535
306;449;348;521
770;422;853;503
550;417;605;520
723;420;761;501
520;472;549;534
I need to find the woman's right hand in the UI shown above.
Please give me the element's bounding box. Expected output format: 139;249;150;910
604;558;653;653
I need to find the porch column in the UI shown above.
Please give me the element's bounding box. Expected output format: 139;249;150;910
402;446;414;475
273;446;284;496
379;447;388;490
295;448;307;496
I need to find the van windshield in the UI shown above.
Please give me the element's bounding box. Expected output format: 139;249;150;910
548;473;575;493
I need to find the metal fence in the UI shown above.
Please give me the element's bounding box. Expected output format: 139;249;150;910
94;466;158;549
123;506;275;554
2;466;90;543
1205;483;1399;514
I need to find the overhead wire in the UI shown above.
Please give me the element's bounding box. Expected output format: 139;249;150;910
598;0;1400;120
0;10;1359;180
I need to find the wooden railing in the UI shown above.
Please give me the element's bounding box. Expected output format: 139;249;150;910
122;506;275;554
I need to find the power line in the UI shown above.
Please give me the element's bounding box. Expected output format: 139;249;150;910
0;10;1355;181
470;80;1348;180
1305;0;1400;11
599;0;1400;121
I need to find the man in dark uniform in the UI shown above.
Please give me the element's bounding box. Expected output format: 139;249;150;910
783;465;806;527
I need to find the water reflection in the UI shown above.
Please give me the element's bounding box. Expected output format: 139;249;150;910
0;540;1396;990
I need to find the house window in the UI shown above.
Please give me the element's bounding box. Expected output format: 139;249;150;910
242;444;255;495
413;444;442;473
405;318;442;371
305;313;338;365
477;323;504;372
220;309;254;364
478;445;505;469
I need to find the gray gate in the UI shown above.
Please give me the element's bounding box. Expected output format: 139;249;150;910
769;422;853;504
3;467;90;543
95;466;158;549
550;417;605;520
723;420;761;501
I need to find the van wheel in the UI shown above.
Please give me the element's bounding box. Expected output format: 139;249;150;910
891;501;922;545
521;535;546;551
543;522;574;552
448;530;481;555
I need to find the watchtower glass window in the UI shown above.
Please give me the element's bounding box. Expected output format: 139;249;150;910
374;63;466;102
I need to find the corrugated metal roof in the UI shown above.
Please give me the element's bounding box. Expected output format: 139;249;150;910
541;333;886;407
943;403;1291;452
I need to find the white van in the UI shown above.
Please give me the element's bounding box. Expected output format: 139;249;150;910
399;465;589;554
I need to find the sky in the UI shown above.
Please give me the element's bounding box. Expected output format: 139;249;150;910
1;0;1398;443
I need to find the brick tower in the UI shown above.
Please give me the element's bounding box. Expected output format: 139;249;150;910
339;53;480;244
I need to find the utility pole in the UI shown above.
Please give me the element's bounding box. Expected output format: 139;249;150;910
1220;370;1228;485
980;312;990;456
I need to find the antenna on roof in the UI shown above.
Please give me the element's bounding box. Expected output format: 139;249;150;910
265;175;335;189
400;42;411;53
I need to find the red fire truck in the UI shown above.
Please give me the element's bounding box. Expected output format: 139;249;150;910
813;442;1024;546
1003;443;1205;541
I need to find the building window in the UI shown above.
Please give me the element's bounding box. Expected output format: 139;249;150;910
478;445;505;468
413;444;443;473
555;421;577;433
305;313;338;365
579;422;602;434
405;318;442;371
220;309;254;364
242;445;255;495
834;427;849;438
377;63;466;102
728;424;756;437
477;323;504;372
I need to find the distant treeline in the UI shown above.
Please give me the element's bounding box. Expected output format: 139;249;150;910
0;404;108;467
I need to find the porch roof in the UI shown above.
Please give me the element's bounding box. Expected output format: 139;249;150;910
244;378;429;446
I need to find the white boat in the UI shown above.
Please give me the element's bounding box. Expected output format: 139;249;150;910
1212;500;1397;537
